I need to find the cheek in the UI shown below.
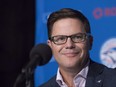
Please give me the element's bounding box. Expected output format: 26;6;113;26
52;48;58;56
51;45;61;56
79;42;90;55
52;48;60;62
82;40;90;50
51;45;64;62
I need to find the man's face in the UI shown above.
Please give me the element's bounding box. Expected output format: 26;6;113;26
48;18;92;70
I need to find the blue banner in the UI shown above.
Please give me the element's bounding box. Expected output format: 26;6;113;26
35;0;116;87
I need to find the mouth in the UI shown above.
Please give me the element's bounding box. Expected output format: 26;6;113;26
63;52;79;57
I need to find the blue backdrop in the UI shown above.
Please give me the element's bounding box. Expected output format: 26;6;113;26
35;0;116;87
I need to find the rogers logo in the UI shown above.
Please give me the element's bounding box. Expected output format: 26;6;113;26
93;7;116;19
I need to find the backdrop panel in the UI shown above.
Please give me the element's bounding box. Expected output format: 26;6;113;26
35;0;116;87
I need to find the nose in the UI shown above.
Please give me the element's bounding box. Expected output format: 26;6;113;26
65;38;75;49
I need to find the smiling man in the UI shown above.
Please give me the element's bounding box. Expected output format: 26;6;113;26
39;8;116;87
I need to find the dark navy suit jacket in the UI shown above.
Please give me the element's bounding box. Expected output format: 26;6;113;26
39;60;116;87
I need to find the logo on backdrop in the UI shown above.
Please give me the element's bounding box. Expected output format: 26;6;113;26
93;7;116;19
100;38;116;68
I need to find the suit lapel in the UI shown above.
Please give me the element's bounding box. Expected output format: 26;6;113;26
85;60;105;87
50;75;60;87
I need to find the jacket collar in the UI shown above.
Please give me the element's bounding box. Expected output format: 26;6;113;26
85;60;105;87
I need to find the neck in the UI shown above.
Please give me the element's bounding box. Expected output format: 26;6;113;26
59;58;89;86
59;64;83;87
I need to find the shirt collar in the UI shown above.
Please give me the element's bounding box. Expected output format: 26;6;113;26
56;60;90;86
56;68;65;86
74;60;89;79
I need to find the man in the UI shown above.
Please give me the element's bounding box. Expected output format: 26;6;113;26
39;8;116;87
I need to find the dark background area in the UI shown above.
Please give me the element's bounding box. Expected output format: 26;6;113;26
0;0;35;87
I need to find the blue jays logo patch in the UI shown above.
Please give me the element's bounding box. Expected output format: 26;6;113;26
100;38;116;68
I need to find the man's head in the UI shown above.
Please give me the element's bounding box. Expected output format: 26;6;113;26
47;8;91;38
47;8;93;71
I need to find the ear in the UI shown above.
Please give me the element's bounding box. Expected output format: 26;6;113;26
47;40;52;48
89;35;93;50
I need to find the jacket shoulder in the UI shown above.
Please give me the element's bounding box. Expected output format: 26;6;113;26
39;75;59;87
87;60;116;87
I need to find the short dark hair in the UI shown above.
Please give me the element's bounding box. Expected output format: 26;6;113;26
47;8;91;38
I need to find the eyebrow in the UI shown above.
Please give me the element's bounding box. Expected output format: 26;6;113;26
51;32;87;37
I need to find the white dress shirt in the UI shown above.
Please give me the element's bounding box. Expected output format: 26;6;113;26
56;61;89;87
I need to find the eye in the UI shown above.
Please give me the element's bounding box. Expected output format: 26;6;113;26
71;33;86;42
73;35;83;40
53;36;66;42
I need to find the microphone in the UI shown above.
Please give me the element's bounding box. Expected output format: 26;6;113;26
22;43;52;72
14;43;52;87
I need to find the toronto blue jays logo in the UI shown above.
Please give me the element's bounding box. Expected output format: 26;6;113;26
100;38;116;68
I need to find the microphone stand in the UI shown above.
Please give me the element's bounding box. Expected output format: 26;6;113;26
14;67;34;87
25;68;34;87
14;55;39;87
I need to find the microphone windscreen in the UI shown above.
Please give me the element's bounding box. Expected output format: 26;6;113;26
29;43;52;66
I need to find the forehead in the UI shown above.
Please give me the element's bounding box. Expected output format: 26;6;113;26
51;18;86;36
